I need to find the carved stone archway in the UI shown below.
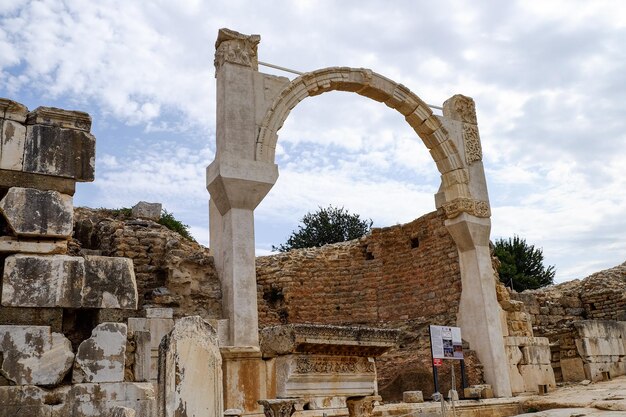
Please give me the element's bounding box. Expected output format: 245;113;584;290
207;28;512;399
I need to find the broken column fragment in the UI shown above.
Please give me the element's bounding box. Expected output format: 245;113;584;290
0;187;73;237
158;316;223;417
0;325;74;385
2;254;138;309
73;322;128;383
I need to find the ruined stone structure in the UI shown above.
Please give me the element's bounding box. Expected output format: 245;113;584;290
7;26;623;417
206;28;511;404
512;262;626;383
0;99;156;416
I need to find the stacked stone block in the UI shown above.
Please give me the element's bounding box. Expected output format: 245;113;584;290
0;99;154;416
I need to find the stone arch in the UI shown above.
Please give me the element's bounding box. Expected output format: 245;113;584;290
209;29;510;397
256;67;470;203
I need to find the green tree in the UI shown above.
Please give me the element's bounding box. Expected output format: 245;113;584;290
494;236;555;291
273;205;373;252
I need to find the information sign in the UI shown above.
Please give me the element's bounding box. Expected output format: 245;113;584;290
429;325;463;360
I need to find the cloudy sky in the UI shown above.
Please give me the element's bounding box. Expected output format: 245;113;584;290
1;0;624;282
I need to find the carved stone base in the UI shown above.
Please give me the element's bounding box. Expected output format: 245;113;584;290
276;354;376;399
222;346;276;416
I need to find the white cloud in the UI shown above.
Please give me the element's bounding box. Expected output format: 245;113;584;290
2;0;626;283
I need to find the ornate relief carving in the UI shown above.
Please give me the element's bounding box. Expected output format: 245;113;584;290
260;323;400;357
442;197;491;219
214;28;260;71
443;94;477;124
347;396;381;417
294;356;375;374
463;124;482;164
258;399;296;417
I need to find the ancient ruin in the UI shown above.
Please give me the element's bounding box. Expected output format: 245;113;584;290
0;27;624;417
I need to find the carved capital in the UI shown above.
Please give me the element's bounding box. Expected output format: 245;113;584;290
347;396;381;417
463;124;482;164
257;399;297;417
215;28;260;72
443;94;477;124
443;197;490;219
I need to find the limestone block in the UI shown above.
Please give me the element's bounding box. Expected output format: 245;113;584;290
132;330;151;382
0;325;74;385
574;320;626;339
23;124;95;182
518;364;556;393
2;254;84;308
508;364;526;395
403;391;424;403
0;382;155;417
64;382;156;417
73;322;128;383
0;99;28;123
0;168;76;195
521;345;552;365
128;316;174;380
583;361;626;382
145;307;173;319
0;187;73;238
0;119;26;170
505;345;523;365
576;337;625;361
158;316;223;417
26;106;92;131
82;256;138;309
0;236;67;254
260;324;399;357
560;357;586;382
275;354;376;398
131;201;161;221
0;307;63;332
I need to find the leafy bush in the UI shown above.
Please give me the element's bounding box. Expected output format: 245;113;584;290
158;209;195;241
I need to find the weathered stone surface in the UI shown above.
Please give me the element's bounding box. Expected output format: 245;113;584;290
158;316;222;417
145;307;173;319
0;307;63;332
111;406;137;417
221;346;273;416
26;106;92;131
1;119;26;170
2;254;84;308
82;256;138;309
0;98;28;122
0;382;156;417
0;168;76;194
23;124;95;182
131;201;161;221
2;254;137;309
0;236;67;254
0;187;73;238
0;325;73;386
260;324;400;357
275;354;377;398
128;316;174;381
402;391;424;403
73;322;127;383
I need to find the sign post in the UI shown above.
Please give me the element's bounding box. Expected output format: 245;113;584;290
429;325;467;399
